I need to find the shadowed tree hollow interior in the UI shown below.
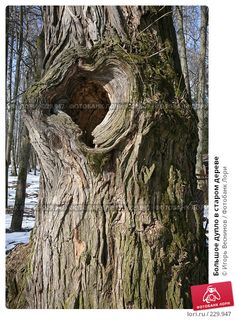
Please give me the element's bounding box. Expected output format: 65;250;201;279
52;78;111;147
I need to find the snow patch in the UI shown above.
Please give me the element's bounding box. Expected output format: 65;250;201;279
6;231;31;252
6;169;40;252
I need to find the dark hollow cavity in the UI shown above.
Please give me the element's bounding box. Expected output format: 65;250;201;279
52;79;110;147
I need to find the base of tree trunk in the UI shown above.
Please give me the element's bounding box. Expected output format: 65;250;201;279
6;243;31;308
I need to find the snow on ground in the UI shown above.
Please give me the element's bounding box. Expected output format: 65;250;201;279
5;214;35;230
6;170;40;252
204;205;209;244
203;205;208;225
6;232;31;252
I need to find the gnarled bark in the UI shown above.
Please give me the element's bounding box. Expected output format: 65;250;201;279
9;6;207;309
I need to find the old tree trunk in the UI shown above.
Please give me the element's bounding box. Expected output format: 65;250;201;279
7;6;207;309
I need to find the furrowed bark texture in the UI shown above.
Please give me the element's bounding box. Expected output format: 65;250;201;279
20;6;207;309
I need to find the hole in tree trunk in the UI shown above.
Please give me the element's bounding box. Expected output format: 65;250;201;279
67;79;110;147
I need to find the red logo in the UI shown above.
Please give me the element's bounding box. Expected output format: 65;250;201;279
191;281;234;310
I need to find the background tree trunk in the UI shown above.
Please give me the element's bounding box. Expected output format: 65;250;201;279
175;6;191;101
10;137;17;176
29;148;38;175
9;6;207;309
6;6;24;205
9;7;44;231
196;7;208;192
6;8;15;206
10;126;31;231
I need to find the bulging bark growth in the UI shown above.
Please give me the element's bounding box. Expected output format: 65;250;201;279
9;6;207;309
